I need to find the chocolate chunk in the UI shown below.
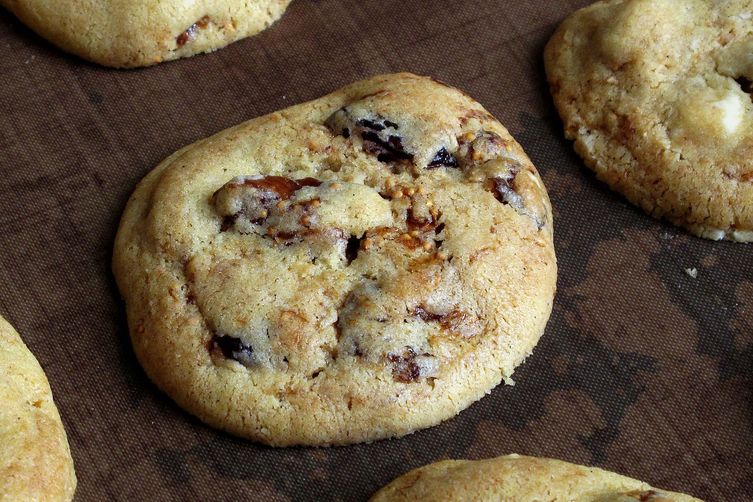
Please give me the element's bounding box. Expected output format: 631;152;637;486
240;176;320;200
407;208;435;232
438;310;477;336
176;16;210;47
736;76;753;99
247;176;300;199
484;170;543;228
624;491;670;502
457;130;507;167
357;118;386;131
212;335;255;367
414;306;481;338
491;176;525;211
220;215;237;232
427;147;459;168
387;347;438;382
407;196;439;232
176;26;196;47
414;306;442;322
272;231;298;242
213;175;322;231
296;177;322;188
345;235;363;264
362;131;413;163
387;348;422;383
326;108;413;164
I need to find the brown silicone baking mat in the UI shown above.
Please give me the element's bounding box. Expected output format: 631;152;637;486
0;0;751;500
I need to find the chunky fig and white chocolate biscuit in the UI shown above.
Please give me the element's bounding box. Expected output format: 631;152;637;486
545;0;753;241
113;73;556;446
0;0;291;68
370;455;702;502
0;315;76;502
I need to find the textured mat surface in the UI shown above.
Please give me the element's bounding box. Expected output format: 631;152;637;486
0;1;750;500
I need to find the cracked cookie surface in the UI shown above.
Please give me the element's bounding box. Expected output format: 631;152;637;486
545;0;753;241
370;455;702;502
0;315;76;502
0;0;291;68
113;73;556;446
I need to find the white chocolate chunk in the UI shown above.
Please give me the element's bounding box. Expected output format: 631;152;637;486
732;229;753;242
699;228;726;240
713;92;744;134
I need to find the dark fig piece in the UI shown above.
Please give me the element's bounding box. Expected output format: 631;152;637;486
212;335;255;367
427;147;459;169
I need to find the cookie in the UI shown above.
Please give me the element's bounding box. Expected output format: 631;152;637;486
113;73;556;446
545;0;753;242
0;315;76;502
0;0;291;68
370;455;702;501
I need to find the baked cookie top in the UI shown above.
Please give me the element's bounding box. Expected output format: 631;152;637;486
113;73;556;446
545;0;753;242
370;455;702;502
0;0;291;68
0;315;76;502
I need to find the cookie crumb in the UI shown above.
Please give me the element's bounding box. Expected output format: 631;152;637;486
660;231;675;240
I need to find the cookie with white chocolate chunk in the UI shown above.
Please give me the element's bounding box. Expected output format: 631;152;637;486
545;0;753;241
370;455;702;502
113;73;556;446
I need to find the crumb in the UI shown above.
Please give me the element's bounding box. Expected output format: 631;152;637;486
660;231;676;240
684;267;698;279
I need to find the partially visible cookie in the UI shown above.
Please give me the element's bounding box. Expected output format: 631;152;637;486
113;73;557;446
0;0;292;68
370;455;702;502
0;315;76;502
545;0;753;242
